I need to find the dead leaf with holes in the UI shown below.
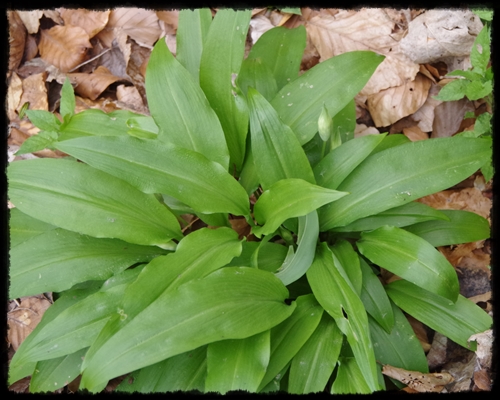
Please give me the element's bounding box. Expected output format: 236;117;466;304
382;365;454;392
7;296;52;351
69;66;125;100
367;73;431;127
39;25;92;72
60;8;110;39
304;8;419;95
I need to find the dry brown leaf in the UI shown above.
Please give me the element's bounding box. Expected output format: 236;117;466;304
305;8;419;95
16;10;44;34
400;10;483;64
473;369;491;391
403;125;428;141
7;296;51;351
60;8;110;39
431;97;474;138
443;351;476;392
229;218;252;240
39;25;92;72
468;330;493;369
9;376;31;393
382;365;453;392
411;83;441;132
7;72;23;121
98;8;161;48
116;84;146;112
43;9;63;25
354;124;380;137
69;66;124;100
427;332;448;369
156;10;179;35
20;72;49;112
8;11;27;73
367;73;431;127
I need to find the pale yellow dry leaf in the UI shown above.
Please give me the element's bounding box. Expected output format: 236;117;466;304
20;72;49;111
382;365;453;392
411;83;441;132
98;8;161;48
403;125;428;141
60;8;110;39
69;65;124;100
8;11;27;73
39;25;92;72
7;296;51;351
116;84;145;112
16;10;43;34
304;8;419;95
251;8;267;17
43;9;63;25
7;72;23;121
367;73;431;127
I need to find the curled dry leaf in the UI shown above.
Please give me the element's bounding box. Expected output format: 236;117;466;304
411;83;441;132
69;65;124;100
39;25;92;72
400;10;483;64
156;10;179;35
116;84;146;112
426;332;448;369
8;11;27;73
382;365;454;392
7;296;52;351
304;8;419;95
367;73;432;127
431;98;474;138
473;369;491;391
402;125;428;141
443;351;476;392
469;330;493;369
249;14;275;44
43;9;63;25
60;8;110;39
16;10;44;34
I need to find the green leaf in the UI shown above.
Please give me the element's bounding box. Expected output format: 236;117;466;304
386;280;492;349
357;226;459;302
252;178;348;237
30;348;87;393
247;87;315;190
238;146;260;195
332;98;356;143
464;79;492;100
199;9;251;171
481;161;493;182
314;133;386;190
331;357;372;394
16;130;58;155
125;115;158;139
369;301;428;373
319;137;491;230
370;133;410;154
433;79;469;101
116;346;207;393
55;136;250;217
288;313;342;394
246;26;306;92
8;158;182;247
279;7;302;15
403;210;490;247
257;294;323;391
146;38;229;169
330;201;449;233
237;58;278;101
9;207;56;248
176;8;212;83
271;51;384;145
9;227;166;299
80;267;295;392
471;25;490;74
25;110;61;131
472;9;493;21
206;330;270;393
359;257;394;333
307;243;380;392
330;239;362;295
60;78;75;119
229;241;288;273
447;70;483;80
274;212;319;286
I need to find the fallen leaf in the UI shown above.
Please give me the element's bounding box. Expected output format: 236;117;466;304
403;125;428;141
16;10;44;34
367;73;431;127
473;369;491;391
249;14;275;44
24;34;39;63
60;8;110;39
156;10;179;35
354;124;380;137
9;376;31;393
400;10;483;64
20;72;49;112
43;9;63;25
411;83;441;132
7;72;23;121
69;65;125;100
427;332;448;369
468;330;493;369
406;314;431;352
431;97;475;138
229;218;252;239
382;365;454;392
8;11;27;73
116;84;146;113
442;351;475;392
39;25;92;72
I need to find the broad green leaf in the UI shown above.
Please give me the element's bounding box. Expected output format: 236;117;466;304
206;330;270;393
433;79;469;101
259;364;290;393
252;178;348;237
146;38;229;169
481;161;493;182
60;78;75;119
8;158;182;247
302;133;325;168
274;211;319;286
247;88;315;190
369;301;428;373
288;313;343;394
333;98;356;143
257;294;323;391
331;239;362;295
16;130;58;155
237;58;278;101
473;9;492;21
357;226;459;301
464;79;492;100
359;257;394;333
330;201;449;233
80;267;295;392
30;348;87;393
25;110;61;131
9;227;166;299
9;207;56;248
307;243;380;392
404;209;490;247
319;137;492;230
447;70;483;80
55;136;250;217
117;346;207;393
196;212;230;228
471;25;490;74
229;241;288;273
386;280;492;349
238;146;260;195
271;51;384;145
331;357;372;394
245;26;306;92
199;9;251;171
279;7;302;15
58;109;140;141
125;115;158;139
176;8;212;83
370;133;410;154
314;133;386;190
